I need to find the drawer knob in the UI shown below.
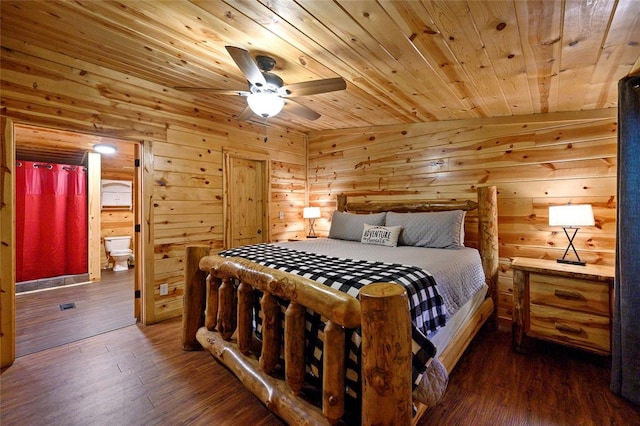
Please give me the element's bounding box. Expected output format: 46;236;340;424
554;289;583;301
555;322;583;335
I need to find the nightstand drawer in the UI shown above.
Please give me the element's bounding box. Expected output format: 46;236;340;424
529;273;609;316
529;304;610;354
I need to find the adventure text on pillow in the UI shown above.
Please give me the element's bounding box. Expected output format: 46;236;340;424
360;224;402;247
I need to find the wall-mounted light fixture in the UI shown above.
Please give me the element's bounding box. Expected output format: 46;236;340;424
93;144;117;155
549;203;595;266
303;206;321;238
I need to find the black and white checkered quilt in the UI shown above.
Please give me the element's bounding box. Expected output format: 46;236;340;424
218;243;446;399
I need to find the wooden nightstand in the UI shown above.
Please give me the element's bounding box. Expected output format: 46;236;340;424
511;257;615;355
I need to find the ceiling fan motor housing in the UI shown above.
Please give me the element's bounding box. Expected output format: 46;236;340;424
252;55;284;94
251;72;284;96
263;72;283;90
256;55;276;72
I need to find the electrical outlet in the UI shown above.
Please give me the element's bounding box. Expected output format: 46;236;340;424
279;211;285;220
159;283;169;296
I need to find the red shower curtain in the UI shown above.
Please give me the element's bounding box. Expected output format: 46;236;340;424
15;160;88;282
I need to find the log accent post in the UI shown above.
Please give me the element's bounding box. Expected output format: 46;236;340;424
182;245;210;351
360;283;412;426
218;278;237;340
478;185;499;323
260;291;281;374
512;267;529;353
205;275;220;331
237;281;254;355
284;302;306;395
323;320;346;424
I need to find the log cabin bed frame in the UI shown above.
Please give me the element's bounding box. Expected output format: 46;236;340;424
182;185;498;425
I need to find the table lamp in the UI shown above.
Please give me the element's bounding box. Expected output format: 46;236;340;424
303;207;320;238
549;204;594;266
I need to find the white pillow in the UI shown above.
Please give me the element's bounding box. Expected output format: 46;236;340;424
360;224;402;247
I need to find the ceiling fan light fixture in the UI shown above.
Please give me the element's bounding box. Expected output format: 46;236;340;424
247;92;284;118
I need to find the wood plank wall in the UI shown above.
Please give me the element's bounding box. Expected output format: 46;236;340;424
0;42;307;323
152;126;306;321
307;110;617;322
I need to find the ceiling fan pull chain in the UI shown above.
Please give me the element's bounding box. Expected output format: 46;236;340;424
264;117;269;143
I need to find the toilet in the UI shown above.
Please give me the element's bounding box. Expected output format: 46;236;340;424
104;236;133;271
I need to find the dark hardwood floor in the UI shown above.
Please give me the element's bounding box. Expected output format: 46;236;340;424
15;269;136;357
419;324;640;425
2;315;638;425
2;317;283;426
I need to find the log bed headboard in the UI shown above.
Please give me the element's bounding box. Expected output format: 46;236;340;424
182;185;498;425
337;186;499;307
337;194;479;214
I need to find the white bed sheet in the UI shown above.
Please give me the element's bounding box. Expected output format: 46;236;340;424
429;283;488;351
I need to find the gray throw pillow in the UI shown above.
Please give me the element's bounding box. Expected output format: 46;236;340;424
328;211;387;241
385;210;466;248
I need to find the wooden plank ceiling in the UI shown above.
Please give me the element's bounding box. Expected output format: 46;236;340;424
14;124;135;169
1;0;639;134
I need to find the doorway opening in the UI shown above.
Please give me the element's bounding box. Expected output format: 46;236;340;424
14;123;142;357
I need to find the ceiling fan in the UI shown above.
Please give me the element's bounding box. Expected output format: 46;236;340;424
175;46;347;121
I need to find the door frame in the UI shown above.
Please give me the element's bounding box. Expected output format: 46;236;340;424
223;148;271;249
1;117;16;368
0;120;153;367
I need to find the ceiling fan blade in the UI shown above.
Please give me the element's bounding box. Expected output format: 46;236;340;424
281;77;346;97
236;105;255;121
174;87;250;96
285;99;322;121
225;46;267;88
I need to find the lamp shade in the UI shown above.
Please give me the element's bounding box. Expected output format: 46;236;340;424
247;92;285;117
549;204;595;227
303;206;321;219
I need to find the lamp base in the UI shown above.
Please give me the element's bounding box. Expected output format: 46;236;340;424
557;258;586;266
306;235;318;239
557;228;587;266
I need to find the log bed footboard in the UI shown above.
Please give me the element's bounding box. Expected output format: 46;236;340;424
184;249;414;425
182;186;498;425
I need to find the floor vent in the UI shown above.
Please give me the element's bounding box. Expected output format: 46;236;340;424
59;302;76;311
